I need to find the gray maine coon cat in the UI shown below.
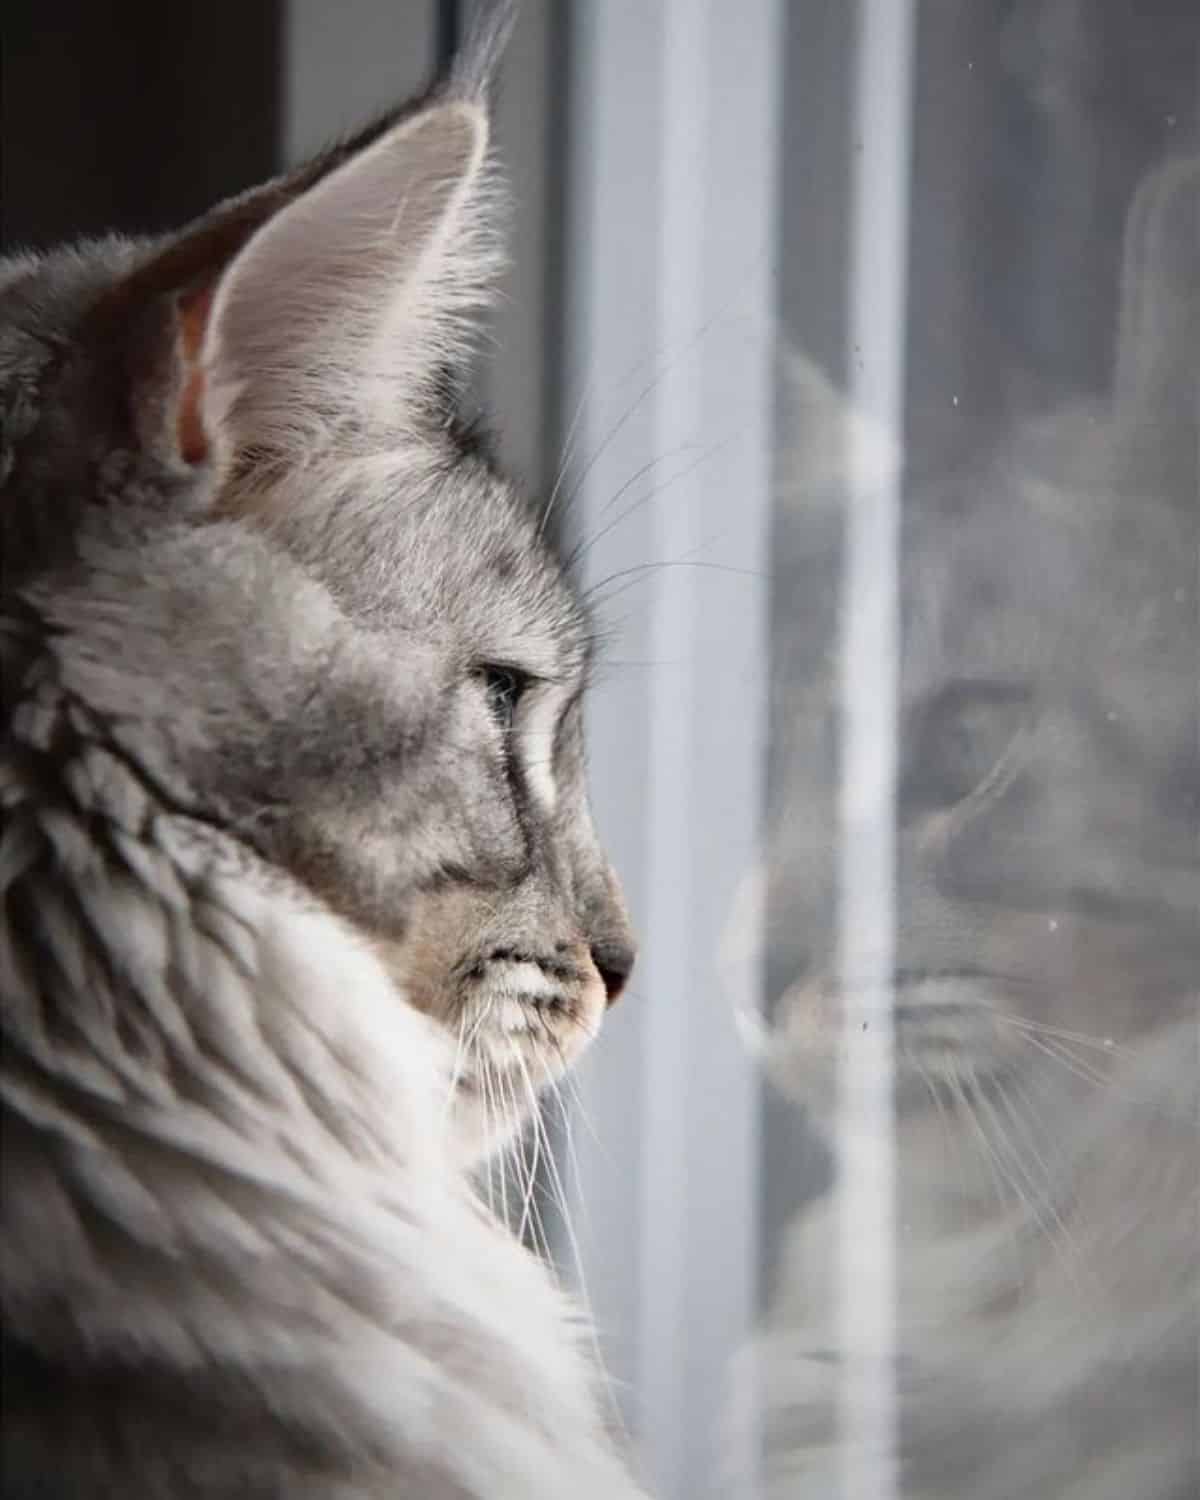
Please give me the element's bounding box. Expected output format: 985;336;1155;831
0;41;644;1500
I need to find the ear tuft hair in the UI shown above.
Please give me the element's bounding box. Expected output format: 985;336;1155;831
197;98;500;476
450;0;519;103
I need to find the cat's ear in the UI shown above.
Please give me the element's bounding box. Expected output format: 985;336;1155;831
200;99;495;471
109;97;495;477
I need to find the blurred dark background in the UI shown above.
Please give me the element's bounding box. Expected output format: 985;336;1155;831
3;3;284;248
2;1;563;500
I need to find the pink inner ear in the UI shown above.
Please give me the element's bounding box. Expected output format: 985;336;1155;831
176;284;215;465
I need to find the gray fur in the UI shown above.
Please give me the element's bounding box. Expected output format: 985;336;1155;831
1;64;640;1500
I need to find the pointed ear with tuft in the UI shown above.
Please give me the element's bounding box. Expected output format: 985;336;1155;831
109;98;495;480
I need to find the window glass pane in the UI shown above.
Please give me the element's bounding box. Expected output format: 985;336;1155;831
562;4;1198;1496
761;5;1197;1497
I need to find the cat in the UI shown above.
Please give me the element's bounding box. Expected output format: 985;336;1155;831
732;149;1198;1498
0;28;646;1500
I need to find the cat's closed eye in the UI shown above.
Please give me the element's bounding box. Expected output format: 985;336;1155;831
900;678;1031;818
477;665;529;732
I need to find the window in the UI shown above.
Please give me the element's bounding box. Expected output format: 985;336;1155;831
556;5;1198;1498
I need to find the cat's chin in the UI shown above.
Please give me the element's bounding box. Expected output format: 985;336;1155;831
444;967;606;1166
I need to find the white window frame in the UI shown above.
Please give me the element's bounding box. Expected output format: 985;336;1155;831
560;5;780;1495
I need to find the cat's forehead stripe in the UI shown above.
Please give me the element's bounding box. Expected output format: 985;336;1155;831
429;463;593;676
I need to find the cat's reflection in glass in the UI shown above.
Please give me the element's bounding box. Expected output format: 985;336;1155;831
731;152;1198;1500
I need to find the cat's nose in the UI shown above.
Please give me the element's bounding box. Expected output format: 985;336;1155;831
591;937;636;1007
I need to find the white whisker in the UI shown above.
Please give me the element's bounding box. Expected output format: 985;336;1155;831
995;1010;1126;1056
531;1050;631;1446
442;1011;469;1124
481;1060;499;1218
514;1052;545;1249
972;1066;1084;1285
1021;1032;1113;1090
947;1069;1029;1287
914;1062;974;1203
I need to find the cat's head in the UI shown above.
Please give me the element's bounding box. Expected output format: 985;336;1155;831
0;81;634;1160
746;427;1197;1127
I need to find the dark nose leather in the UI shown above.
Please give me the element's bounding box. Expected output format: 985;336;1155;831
591;937;636;1006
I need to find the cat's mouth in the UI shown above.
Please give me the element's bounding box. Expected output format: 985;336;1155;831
445;947;605;1151
758;968;1046;1113
377;905;610;1160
